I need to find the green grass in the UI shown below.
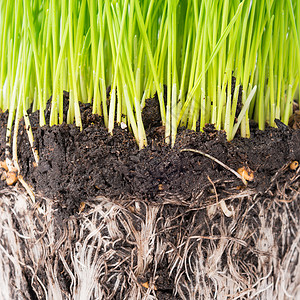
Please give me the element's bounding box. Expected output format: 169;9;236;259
0;0;299;150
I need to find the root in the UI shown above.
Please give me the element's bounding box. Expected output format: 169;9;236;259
23;111;39;165
207;175;234;217
5;112;38;206
0;167;299;299
180;148;248;185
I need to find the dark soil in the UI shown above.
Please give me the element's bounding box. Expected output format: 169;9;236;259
1;93;298;212
0;93;299;213
0;92;299;299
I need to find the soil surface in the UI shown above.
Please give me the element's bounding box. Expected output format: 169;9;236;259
0;93;299;299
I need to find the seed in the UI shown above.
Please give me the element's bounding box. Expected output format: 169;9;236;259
141;282;157;290
237;166;254;181
158;184;164;191
79;202;86;213
141;282;149;289
290;161;299;170
6;172;18;185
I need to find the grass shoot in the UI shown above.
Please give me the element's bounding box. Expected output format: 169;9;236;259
0;0;299;150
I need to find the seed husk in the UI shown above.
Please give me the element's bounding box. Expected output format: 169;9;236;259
6;172;18;185
290;161;299;170
141;282;157;290
237;166;254;181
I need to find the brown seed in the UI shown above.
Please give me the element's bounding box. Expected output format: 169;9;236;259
237;166;254;181
141;282;149;289
0;160;8;171
79;202;86;213
290;161;299;170
141;282;157;290
158;184;164;191
6;172;18;185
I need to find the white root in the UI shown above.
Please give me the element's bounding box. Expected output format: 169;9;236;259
180;148;247;185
